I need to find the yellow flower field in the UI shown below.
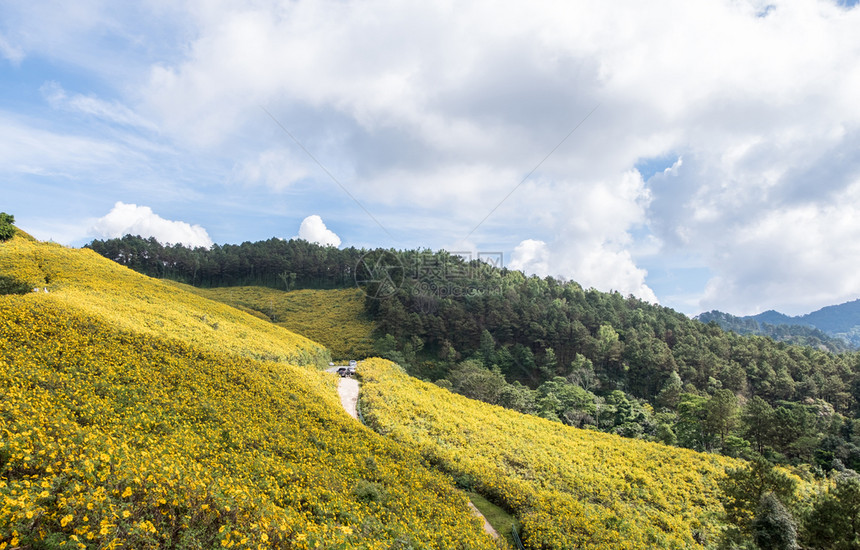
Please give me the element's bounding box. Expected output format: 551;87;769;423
185;286;376;361
0;296;495;549
0;236;329;367
359;358;744;549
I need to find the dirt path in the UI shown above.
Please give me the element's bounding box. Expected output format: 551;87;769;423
468;501;500;539
337;376;359;420
327;366;498;540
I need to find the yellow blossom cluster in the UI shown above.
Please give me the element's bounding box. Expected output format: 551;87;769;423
189;286;376;360
0;236;330;367
359;358;745;549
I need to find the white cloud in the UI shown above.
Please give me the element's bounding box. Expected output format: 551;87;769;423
297;215;341;247
235;148;312;190
699;180;860;316
0;33;23;64
509;239;551;276
0;112;127;176
41;82;156;129
90;202;213;248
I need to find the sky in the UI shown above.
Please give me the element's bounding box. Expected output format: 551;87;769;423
3;0;860;317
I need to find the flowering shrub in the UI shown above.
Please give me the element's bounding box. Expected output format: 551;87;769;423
360;358;744;549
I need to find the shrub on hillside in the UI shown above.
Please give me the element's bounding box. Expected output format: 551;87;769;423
0;212;15;241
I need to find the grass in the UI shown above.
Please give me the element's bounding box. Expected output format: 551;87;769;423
468;491;518;548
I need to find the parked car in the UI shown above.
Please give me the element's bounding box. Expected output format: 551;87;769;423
349;360;357;367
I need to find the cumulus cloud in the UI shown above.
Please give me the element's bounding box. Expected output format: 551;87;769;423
297;215;341;247
509;239;551;276
90;202;213;248
698;180;860;316
510;237;658;304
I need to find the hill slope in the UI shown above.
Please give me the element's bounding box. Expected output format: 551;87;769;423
88;235;860;473
0;235;495;549
0;236;329;366
181;286;375;360
360;358;741;549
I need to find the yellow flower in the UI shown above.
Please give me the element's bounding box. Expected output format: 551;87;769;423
61;514;73;527
121;487;132;498
122;510;131;518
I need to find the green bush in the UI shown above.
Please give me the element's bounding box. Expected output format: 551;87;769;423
0;274;32;295
0;212;15;241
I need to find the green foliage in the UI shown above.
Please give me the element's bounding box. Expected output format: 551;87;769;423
803;473;860;549
752;493;798;550
718;456;799;547
87;234;363;289
0;212;14;241
697;309;852;352
447;360;509;404
0;274;31;295
707;389;740;449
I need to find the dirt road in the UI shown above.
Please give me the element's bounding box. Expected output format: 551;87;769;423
338;376;359;420
327;365;498;540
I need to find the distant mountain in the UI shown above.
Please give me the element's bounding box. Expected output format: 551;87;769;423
697;299;860;350
751;309;795;326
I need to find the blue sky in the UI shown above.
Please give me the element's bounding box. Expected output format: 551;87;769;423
3;0;860;317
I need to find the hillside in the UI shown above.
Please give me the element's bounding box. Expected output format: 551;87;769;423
360;358;740;549
180;286;375;360
0;235;329;367
0;233;497;549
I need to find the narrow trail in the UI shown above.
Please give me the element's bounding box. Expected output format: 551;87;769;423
326;366;499;540
337;376;359;419
468;501;500;539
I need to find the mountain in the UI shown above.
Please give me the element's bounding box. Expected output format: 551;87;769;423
699;299;860;348
695;309;852;352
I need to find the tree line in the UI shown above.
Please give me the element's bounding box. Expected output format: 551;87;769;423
88;234;364;289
